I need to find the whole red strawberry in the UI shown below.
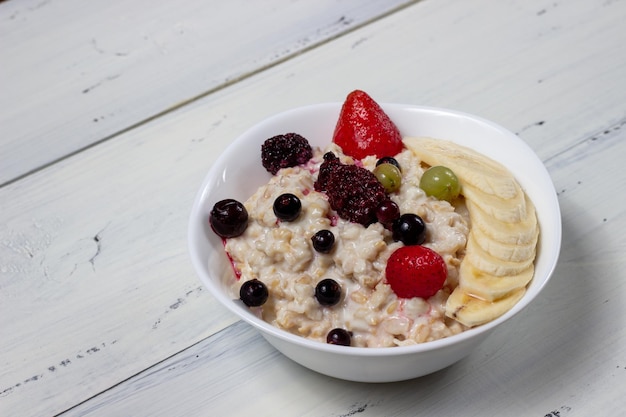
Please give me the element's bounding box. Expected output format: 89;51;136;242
332;90;404;160
385;246;447;299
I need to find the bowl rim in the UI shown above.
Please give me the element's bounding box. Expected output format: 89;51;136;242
188;102;562;356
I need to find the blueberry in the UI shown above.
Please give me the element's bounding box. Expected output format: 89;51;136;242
311;230;335;253
315;278;342;306
392;213;426;245
376;156;402;172
273;193;302;221
239;279;269;307
326;328;352;346
209;199;248;238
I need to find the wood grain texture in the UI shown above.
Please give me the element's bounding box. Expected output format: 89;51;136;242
1;0;625;415
58;114;626;417
0;0;416;185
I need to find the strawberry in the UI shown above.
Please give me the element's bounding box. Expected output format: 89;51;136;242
332;90;403;160
385;246;447;299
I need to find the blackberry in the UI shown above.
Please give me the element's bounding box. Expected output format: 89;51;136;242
261;133;313;175
315;156;386;226
314;152;342;192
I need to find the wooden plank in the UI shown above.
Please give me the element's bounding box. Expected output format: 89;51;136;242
63;216;626;417
62;130;626;417
0;0;416;185
0;101;245;415
57;96;626;417
1;0;625;415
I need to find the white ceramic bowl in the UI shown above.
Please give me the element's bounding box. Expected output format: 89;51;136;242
188;103;561;382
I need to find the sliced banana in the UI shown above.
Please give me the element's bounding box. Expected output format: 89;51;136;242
467;196;538;245
462;183;526;223
465;233;535;276
446;286;526;327
403;136;540;327
404;136;519;199
471;222;538;263
458;259;534;302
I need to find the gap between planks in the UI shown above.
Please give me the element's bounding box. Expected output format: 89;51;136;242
0;0;423;190
51;320;245;417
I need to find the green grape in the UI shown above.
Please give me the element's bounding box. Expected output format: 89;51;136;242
373;163;402;193
420;166;461;202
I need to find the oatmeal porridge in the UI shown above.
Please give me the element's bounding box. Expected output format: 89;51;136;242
223;144;470;347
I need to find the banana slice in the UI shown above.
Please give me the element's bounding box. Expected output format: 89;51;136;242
462;183;526;223
471;223;538;263
458;259;534;301
404;136;519;199
465;233;535;276
404;136;540;328
446;286;526;327
467;196;538;245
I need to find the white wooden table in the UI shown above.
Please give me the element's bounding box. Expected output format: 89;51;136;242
1;0;625;415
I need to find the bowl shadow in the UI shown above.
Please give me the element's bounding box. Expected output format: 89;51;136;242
274;199;614;413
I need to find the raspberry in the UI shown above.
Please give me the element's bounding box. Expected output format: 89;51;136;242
385;246;447;299
315;153;386;225
261;133;313;175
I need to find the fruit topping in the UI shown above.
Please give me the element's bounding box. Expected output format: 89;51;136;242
314;152;342;192
314;278;342;306
373;162;402;193
311;229;335;253
385;246;447;299
392;213;426;246
240;279;269;307
314;153;387;225
420;165;461;202
209;199;249;238
261;133;313;175
332;90;403;160
375;199;400;229
273;193;302;221
326;328;352;346
405;136;538;327
376;156;402;172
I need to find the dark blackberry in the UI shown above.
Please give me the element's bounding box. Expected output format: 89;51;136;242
314;152;342;192
315;158;386;225
261;133;313;175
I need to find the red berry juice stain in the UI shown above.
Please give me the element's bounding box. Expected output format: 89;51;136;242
306;160;319;174
226;252;242;280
